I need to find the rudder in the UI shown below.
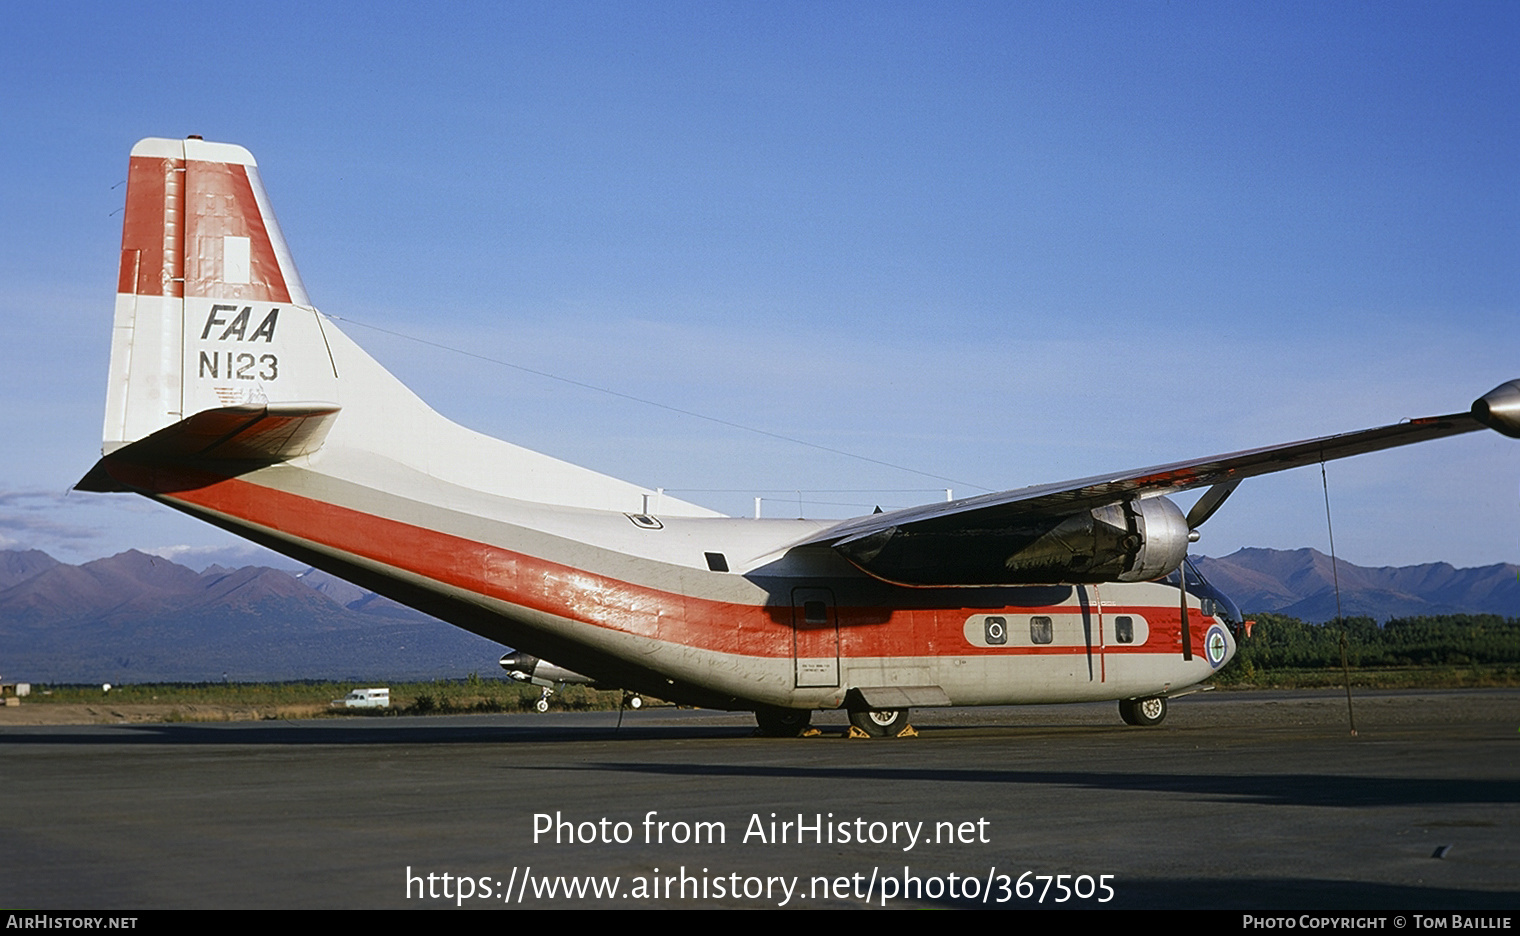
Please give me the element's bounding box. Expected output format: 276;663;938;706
91;137;720;516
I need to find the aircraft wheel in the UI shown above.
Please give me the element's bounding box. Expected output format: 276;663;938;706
534;697;550;713
628;695;643;709
754;707;811;737
1119;696;1166;726
848;707;909;738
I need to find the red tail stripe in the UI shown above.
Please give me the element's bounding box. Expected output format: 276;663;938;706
184;162;290;302
118;155;290;302
120;155;180;297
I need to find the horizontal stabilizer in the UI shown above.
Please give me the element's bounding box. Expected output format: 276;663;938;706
77;402;340;492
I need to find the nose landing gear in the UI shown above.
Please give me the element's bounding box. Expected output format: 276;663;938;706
1119;696;1167;726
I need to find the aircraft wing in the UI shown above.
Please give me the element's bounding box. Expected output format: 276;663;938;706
801;407;1491;553
790;384;1520;586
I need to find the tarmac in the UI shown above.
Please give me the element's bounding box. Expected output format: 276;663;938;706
2;689;1516;910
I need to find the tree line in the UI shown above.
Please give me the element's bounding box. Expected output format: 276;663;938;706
1231;613;1520;670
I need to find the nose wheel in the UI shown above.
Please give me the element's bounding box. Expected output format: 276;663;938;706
1119;696;1167;726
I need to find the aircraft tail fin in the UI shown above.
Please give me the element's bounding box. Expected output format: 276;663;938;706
103;137;337;455
91;137;720;517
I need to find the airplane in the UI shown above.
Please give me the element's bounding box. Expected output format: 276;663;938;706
78;137;1520;738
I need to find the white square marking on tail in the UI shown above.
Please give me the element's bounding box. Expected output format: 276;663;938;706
223;235;250;284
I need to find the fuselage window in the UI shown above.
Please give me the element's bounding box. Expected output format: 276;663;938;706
1115;615;1134;644
984;616;1007;645
1029;615;1053;645
803;600;828;625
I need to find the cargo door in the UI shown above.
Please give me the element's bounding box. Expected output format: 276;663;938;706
791;587;839;688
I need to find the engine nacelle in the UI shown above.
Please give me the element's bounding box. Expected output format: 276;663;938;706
499;652;597;688
1113;495;1192;582
499;652;541;679
1473;380;1520;438
833;495;1192;586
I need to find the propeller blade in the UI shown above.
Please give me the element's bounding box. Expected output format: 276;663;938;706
1186;479;1242;530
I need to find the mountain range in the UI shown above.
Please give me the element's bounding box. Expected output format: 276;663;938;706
1;547;1514;684
0;549;504;684
1193;548;1518;623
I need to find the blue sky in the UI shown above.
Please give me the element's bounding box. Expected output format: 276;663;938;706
1;1;1516;571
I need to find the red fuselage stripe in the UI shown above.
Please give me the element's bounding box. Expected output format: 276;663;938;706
111;462;1196;660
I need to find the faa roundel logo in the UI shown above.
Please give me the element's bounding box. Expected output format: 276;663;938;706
1205;625;1230;668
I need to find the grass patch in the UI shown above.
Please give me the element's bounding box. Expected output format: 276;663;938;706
22;663;1515;716
22;675;640;715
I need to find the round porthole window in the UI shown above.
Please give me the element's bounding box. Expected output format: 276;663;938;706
985;616;1007;645
1205;624;1229;668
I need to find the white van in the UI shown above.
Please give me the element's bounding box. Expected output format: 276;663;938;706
332;688;390;709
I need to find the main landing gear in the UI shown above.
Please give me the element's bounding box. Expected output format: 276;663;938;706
1119;696;1167;726
753;707;915;738
754;707;812;737
848;707;911;738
